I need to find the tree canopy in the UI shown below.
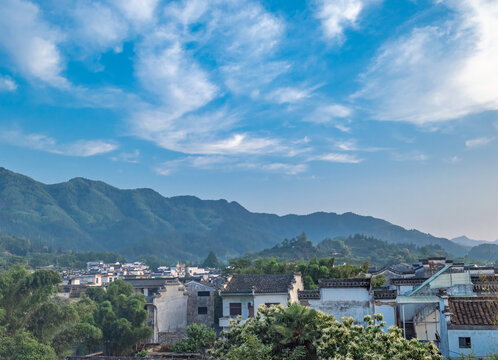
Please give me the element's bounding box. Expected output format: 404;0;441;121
211;303;442;360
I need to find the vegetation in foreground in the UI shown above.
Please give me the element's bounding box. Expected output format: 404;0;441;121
0;266;151;359
210;303;442;360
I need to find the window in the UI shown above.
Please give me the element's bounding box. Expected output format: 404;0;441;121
198;306;208;315
265;303;280;307
198;291;210;297
229;303;242;316
458;337;471;349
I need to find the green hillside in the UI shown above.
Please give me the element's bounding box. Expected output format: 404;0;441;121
0;167;468;262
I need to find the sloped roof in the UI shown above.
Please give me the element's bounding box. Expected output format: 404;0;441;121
449;297;498;326
223;274;296;294
298;290;320;300
319;278;370;288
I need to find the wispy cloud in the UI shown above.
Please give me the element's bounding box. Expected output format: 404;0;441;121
267;87;312;104
314;0;374;43
156;156;307;175
465;137;494;148
392;152;429;162
310;152;363;163
304;104;352;124
333;139;388;152
0;75;17;91
0;0;67;87
356;0;498;124
0;129;118;157
110;150;141;163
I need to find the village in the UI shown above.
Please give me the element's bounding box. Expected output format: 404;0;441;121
56;257;498;359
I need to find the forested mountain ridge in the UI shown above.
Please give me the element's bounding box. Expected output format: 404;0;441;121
0;167;468;261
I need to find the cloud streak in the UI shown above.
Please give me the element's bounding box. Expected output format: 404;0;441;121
0;129;118;157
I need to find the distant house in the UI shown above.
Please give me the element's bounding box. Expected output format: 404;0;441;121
444;297;498;359
219;274;303;331
124;277;188;345
299;278;397;328
185;281;216;328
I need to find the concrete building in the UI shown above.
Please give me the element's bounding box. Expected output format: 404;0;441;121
186;281;216;328
219;273;303;331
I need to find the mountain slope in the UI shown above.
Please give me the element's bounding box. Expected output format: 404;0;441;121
450;236;491;248
0;167;468;261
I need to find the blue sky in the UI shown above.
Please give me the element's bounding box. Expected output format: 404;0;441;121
1;0;497;241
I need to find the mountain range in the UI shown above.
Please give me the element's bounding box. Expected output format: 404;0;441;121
0;167;484;262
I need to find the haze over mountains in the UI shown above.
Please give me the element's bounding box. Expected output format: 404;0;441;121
0;167;490;262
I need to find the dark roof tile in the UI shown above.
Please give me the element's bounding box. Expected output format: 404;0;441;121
449;297;498;326
223;274;296;294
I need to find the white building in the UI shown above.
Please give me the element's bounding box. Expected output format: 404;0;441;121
299;278;397;329
219;274;303;331
443;296;498;359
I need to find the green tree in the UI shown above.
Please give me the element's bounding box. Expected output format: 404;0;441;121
371;274;387;287
89;279;152;355
0;266;101;357
211;304;442;360
172;323;216;354
202;251;221;268
0;330;57;360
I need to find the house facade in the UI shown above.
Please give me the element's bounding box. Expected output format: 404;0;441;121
219;273;303;331
186;281;216;328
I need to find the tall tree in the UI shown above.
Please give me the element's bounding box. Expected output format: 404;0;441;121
202;251;220;268
88;279;152;355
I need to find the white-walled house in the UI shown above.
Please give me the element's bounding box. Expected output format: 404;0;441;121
443;297;498;359
299;278;372;323
219;274;303;331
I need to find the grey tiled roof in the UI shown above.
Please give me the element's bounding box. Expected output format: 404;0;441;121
223;274;296;294
319;278;370;288
449;297;498;326
298;290;320;300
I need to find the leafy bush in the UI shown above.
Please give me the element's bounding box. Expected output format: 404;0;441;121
172;324;216;354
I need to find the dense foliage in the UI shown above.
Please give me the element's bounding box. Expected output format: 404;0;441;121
211;303;442;360
228;254;369;289
0;167;468;262
172;324;216;354
0;266;102;359
249;233;453;267
0;266;153;358
86;279;153;355
0;234;125;270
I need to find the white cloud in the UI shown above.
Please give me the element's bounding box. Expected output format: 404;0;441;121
0;129;117;157
0;75;17;91
357;0;498;124
310;152;363;163
72;1;129;52
156;156;306;175
135;36;218;120
0;0;67;86
110;149;141;163
267;87;312;104
240;162;308;175
315;0;370;43
110;0;158;23
465;137;494;148
304;104;353;126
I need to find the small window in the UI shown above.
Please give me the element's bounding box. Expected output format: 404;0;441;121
198;291;210;297
198;306;208;315
458;337;471;349
265;303;280;307
229;303;242;316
